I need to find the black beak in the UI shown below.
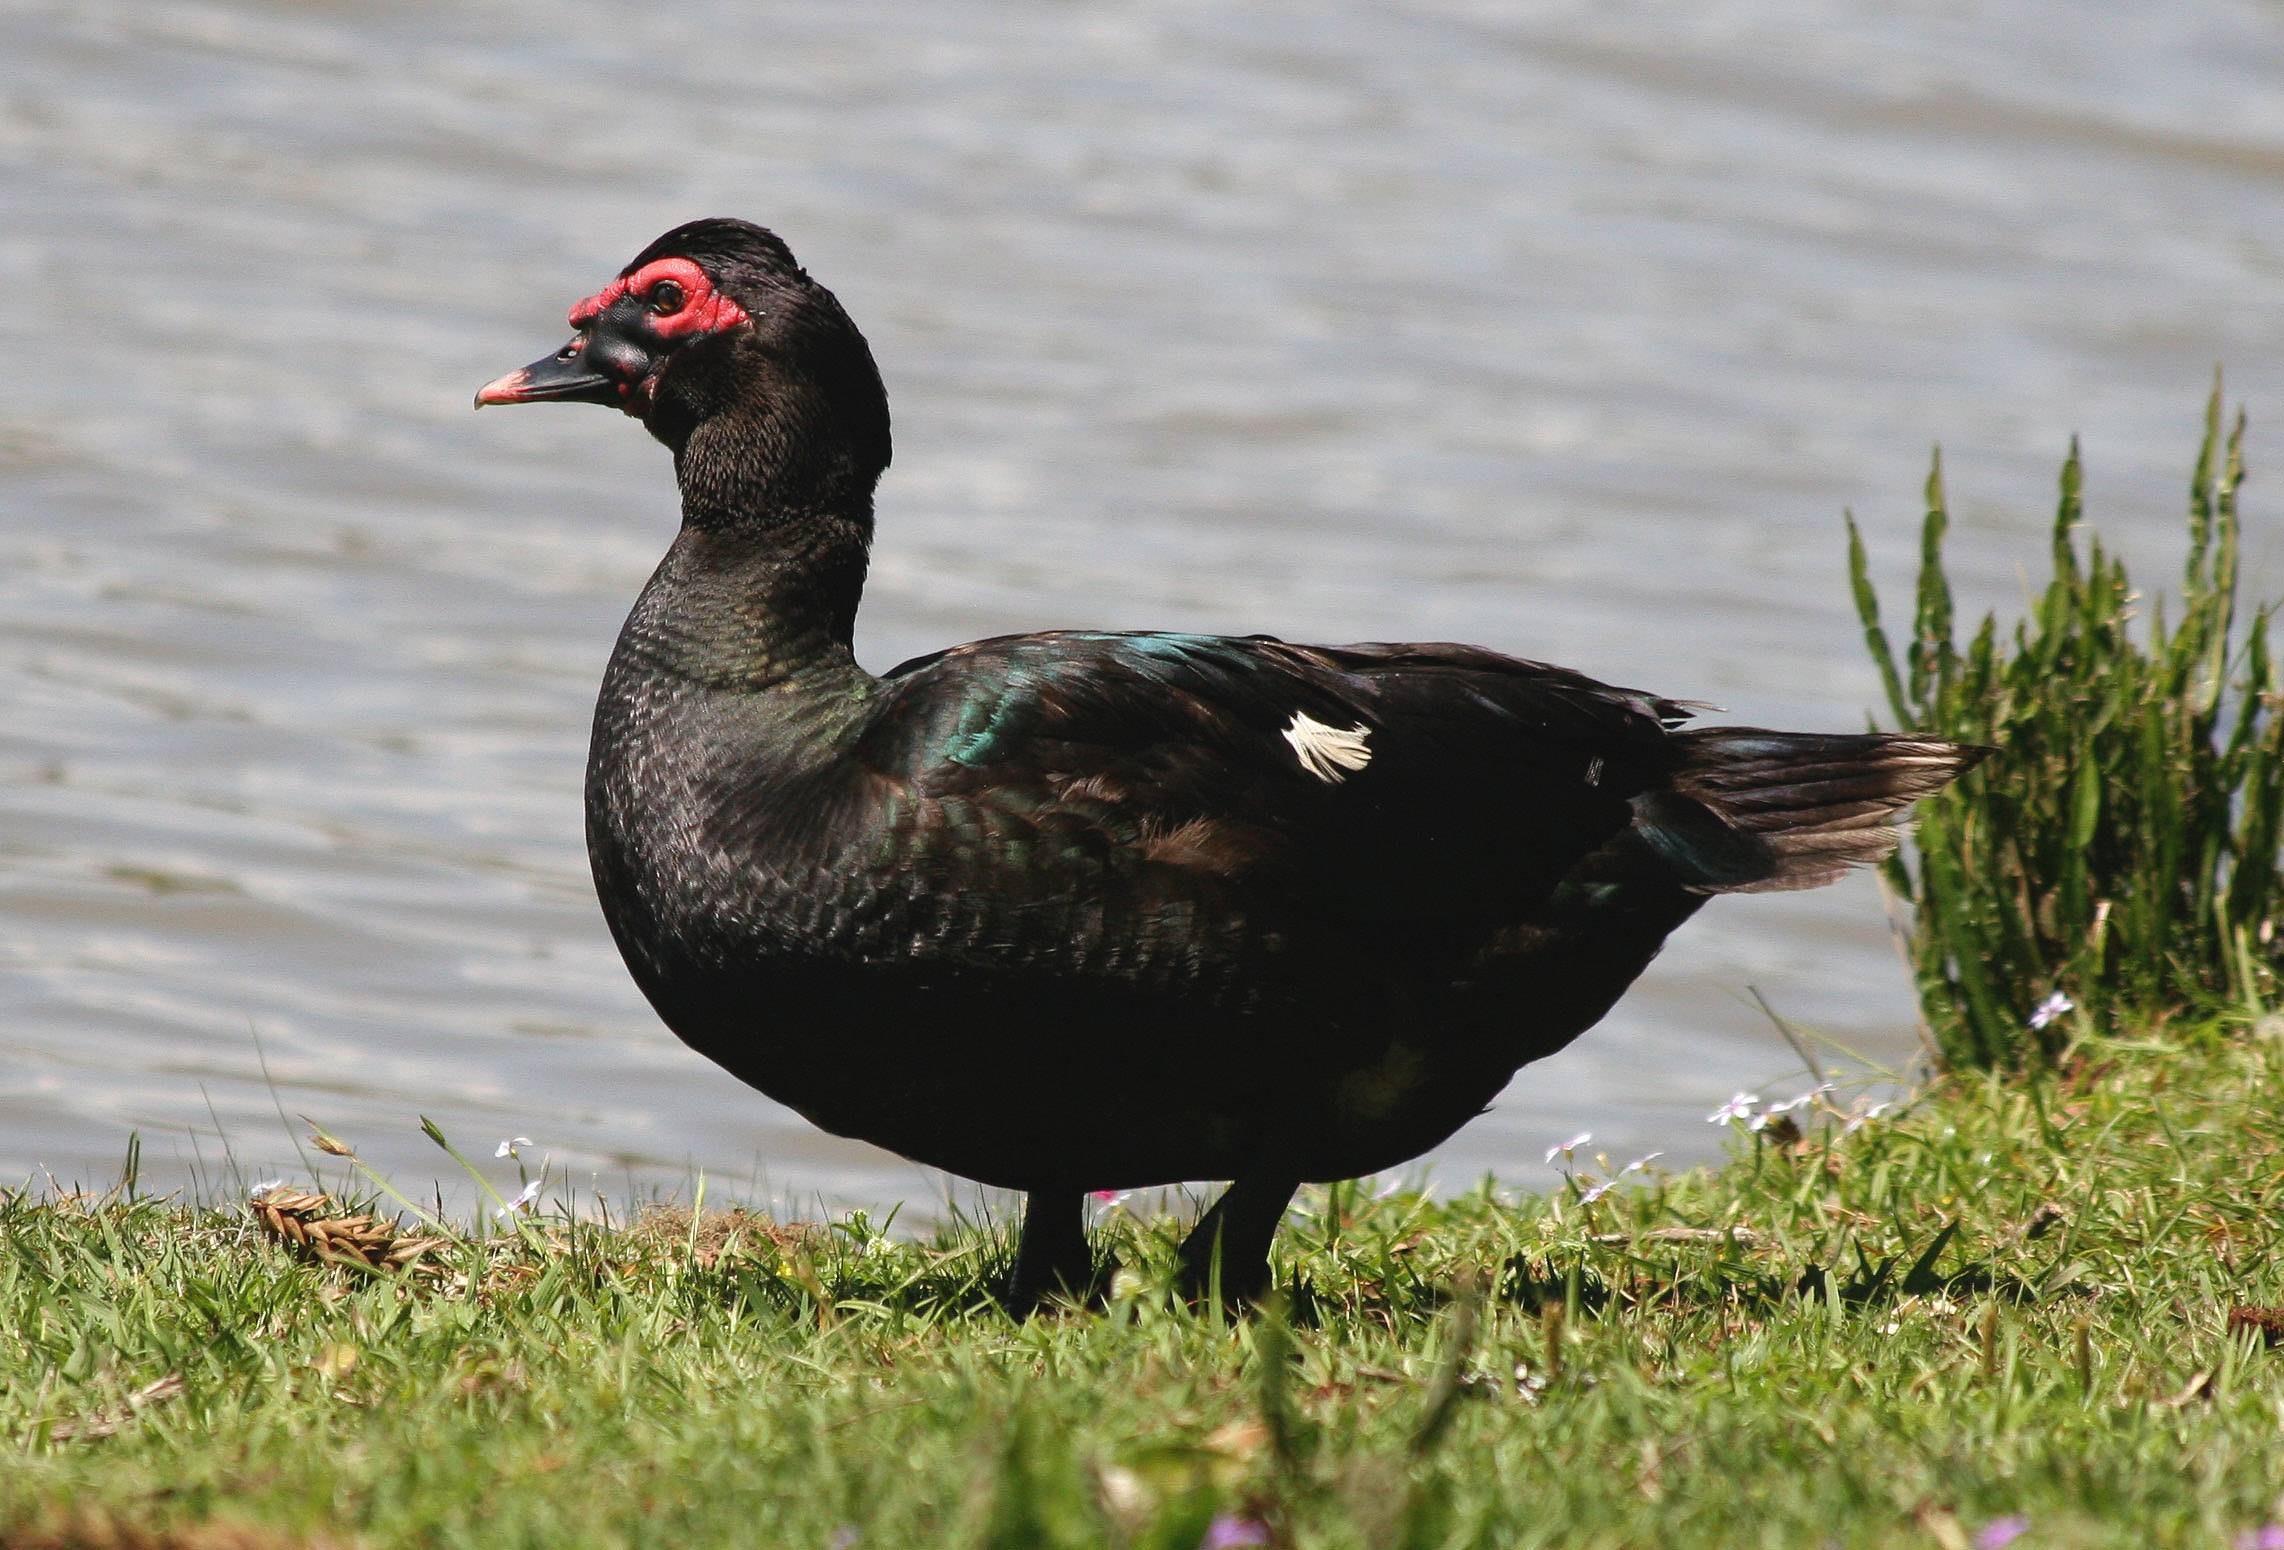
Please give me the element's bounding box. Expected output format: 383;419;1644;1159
473;339;618;408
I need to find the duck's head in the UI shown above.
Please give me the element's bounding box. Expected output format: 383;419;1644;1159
476;218;889;476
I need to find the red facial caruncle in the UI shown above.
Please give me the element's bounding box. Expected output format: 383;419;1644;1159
569;257;751;340
471;250;757;416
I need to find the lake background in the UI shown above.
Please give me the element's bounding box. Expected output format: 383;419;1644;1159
5;0;2282;1219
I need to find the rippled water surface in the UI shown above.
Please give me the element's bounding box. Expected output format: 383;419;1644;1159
5;0;2283;1214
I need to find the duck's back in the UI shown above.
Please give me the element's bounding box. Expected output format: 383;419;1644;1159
586;623;1948;1188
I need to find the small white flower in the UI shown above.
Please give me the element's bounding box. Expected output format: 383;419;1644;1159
1576;1152;1665;1206
249;1178;284;1198
1544;1130;1593;1164
2028;992;2074;1031
1765;1084;1834;1116
1841;1101;1892;1136
495;1136;533;1159
1708;1092;1760;1124
496;1178;543;1217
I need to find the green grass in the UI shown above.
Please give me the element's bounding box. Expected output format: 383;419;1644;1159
9;1026;2284;1548
1847;384;2284;1068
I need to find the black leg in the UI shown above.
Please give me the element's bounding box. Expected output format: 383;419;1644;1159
1005;1188;1092;1314
1176;1174;1300;1307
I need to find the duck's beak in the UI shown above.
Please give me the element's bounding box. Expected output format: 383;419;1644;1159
474;340;617;408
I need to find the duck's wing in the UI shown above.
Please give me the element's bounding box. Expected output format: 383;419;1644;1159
856;630;1686;937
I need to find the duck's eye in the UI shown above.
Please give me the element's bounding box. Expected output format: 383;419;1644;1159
648;280;686;315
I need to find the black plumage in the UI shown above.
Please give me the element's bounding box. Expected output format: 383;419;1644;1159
475;219;1987;1306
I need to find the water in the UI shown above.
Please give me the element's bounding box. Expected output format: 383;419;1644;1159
5;0;2282;1217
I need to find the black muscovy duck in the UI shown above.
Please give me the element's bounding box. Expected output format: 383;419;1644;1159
475;218;1985;1307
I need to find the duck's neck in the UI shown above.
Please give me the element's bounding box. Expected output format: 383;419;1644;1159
630;407;880;695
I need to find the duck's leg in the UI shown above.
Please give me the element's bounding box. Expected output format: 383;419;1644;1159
1005;1188;1093;1313
1176;1174;1300;1306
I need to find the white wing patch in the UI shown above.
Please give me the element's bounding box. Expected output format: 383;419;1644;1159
1282;711;1373;783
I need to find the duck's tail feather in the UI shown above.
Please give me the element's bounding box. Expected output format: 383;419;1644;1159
1639;729;1991;895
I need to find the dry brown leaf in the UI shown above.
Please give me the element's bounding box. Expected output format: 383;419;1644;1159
248;1189;448;1275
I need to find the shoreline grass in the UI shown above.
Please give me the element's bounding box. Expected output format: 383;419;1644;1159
1848;386;2282;1068
8;1022;2284;1548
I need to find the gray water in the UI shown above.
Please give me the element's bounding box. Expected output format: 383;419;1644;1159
5;0;2283;1219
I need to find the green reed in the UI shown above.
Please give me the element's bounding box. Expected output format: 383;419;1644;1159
1848;384;2283;1069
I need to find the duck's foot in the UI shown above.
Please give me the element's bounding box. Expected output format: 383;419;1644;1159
1003;1188;1100;1315
1175;1173;1300;1309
